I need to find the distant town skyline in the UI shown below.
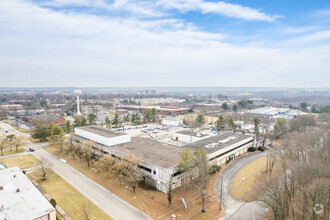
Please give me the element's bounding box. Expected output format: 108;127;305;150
0;0;330;87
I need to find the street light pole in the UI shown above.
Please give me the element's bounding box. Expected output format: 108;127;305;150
242;177;245;195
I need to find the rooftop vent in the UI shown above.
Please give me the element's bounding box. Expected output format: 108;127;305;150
218;136;238;144
205;143;219;148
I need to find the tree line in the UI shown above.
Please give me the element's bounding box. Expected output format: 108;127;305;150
0;134;25;155
250;114;330;220
52;134;145;193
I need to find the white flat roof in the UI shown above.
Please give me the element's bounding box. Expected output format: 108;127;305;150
0;167;55;220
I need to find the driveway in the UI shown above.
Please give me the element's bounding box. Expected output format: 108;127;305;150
215;152;267;220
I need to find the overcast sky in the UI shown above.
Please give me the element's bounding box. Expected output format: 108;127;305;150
0;0;330;87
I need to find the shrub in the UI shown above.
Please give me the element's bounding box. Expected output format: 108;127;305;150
50;198;57;208
258;146;266;151
209;165;221;174
248;147;256;152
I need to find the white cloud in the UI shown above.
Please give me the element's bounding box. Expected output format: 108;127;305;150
0;0;329;87
284;26;319;35
158;0;281;22
38;0;281;22
289;30;330;44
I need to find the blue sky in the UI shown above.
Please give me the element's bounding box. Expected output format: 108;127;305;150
0;0;330;87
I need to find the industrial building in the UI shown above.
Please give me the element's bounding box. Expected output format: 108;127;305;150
0;167;56;220
74;126;181;192
0;104;24;110
75;126;131;147
74;126;255;193
162;116;183;127
117;106;190;116
185;131;255;165
245;107;305;120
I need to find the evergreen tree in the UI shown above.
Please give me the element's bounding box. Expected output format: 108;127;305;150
105;116;111;128
112;113;121;126
232;104;238;112
216;115;226;131
228;117;237;130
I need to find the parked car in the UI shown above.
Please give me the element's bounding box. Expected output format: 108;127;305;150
29;148;35;152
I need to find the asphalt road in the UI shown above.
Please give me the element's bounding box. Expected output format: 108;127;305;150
0;122;151;220
215;151;267;220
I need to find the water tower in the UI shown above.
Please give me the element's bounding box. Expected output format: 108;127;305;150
74;89;82;116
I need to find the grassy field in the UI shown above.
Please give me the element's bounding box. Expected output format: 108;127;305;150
231;157;267;201
0;146;25;157
0;154;40;169
44;144;225;220
31;169;112;220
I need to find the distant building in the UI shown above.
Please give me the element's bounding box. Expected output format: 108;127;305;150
139;90;158;95
0;104;23;110
8;109;44;116
162;116;183;127
0;167;56;220
74;126;255;193
245;107;305;120
117;106;189;116
29;114;66;126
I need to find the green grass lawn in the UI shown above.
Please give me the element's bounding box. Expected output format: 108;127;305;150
31;169;112;220
0;154;40;169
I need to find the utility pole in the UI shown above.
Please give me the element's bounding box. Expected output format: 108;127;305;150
219;175;223;210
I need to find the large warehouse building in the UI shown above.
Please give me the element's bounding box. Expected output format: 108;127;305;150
74;126;255;192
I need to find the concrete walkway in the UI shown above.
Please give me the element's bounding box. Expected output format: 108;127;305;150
0;151;31;159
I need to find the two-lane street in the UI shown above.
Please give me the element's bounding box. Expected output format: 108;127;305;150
0;122;151;220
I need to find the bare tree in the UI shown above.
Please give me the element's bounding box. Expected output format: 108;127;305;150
94;155;115;179
82;203;91;220
0;135;8;156
167;175;174;205
111;155;144;193
82;147;94;167
253;126;330;220
50;134;65;153
13;135;26;152
40;159;51;180
193;148;209;213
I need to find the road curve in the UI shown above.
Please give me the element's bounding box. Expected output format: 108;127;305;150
215;152;267;220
